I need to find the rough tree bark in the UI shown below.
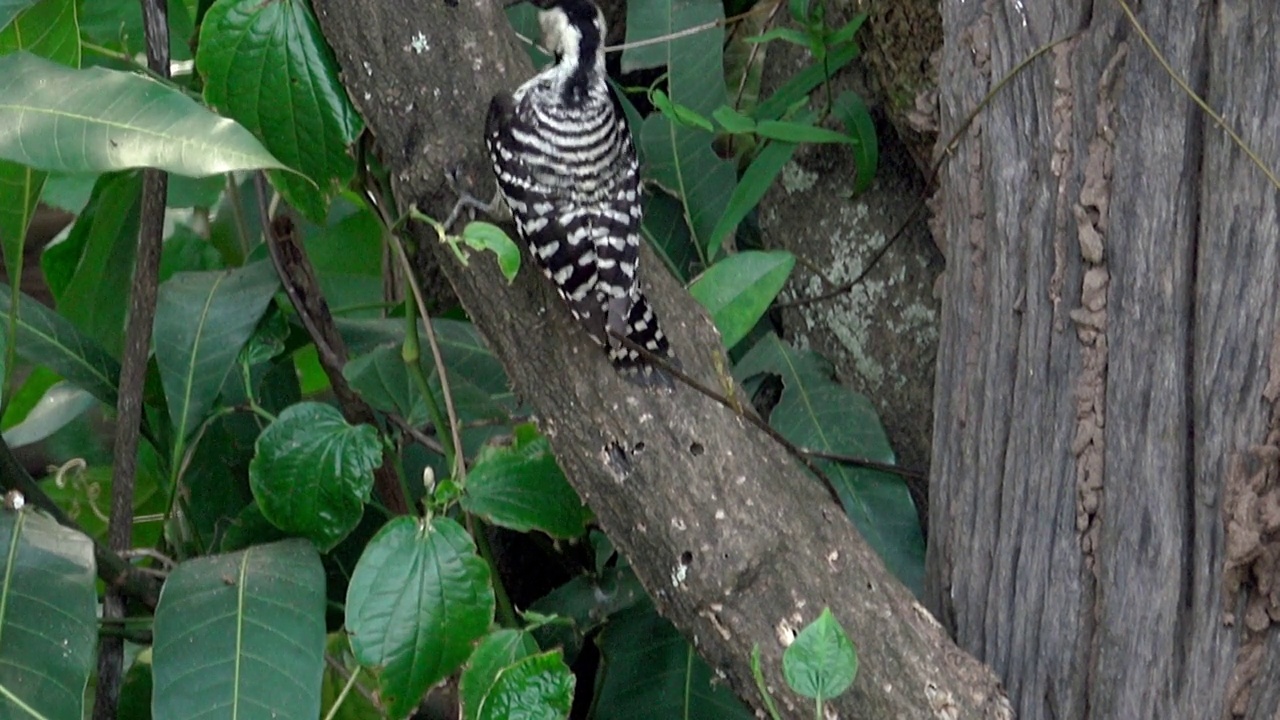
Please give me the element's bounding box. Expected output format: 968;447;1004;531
928;1;1280;718
310;0;1009;717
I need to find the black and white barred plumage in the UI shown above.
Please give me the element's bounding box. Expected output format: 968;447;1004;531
485;0;676;385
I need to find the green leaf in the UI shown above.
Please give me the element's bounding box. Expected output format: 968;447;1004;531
0;507;97;720
346;516;495;719
343;345;426;426
688;250;795;349
0;0;40;31
118;652;154;720
593;603;753;720
753;42;860;121
461;222;522;282
641;190;698;282
0;282;120;407
832;91;878;194
711;105;757;134
825;13;868;47
42;172;142;355
745;26;812;46
319;634;382;720
39;172;96;213
152;539;327;720
755;120;856;145
1;381;94;448
460;629;540;720
640;118;736;258
632;0;735;258
706;140;798;259
462;424;590;539
0;51;286;175
734;334;925;594
1;365;56;431
477;650;574;720
197;0;363;222
306;206;383;318
249;402;381;551
621;0;722;81
0;0;78;317
154;261;280;442
529;564;646;661
782;608;857;701
788;0;813;24
79;0;196;62
651;88;714;132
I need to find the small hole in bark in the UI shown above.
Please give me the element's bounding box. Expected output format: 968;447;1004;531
680;550;693;565
633;441;646;452
689;442;704;456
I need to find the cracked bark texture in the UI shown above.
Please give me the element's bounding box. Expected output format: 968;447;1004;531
928;1;1280;718
310;0;1008;717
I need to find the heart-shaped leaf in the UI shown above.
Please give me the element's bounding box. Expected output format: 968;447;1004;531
249;402;381;551
346;516;495;719
782;608;857;701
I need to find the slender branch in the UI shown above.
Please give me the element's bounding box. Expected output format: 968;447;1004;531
261;200;410;515
386;229;466;480
96;1;171;715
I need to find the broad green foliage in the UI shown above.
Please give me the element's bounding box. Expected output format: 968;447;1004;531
345;516;496;719
461;423;591;538
0;52;285;177
0;281;120;407
689;250;796;349
154;261;280;443
0;0;915;717
593;603;755;720
736;334;926;594
249;402;381;551
152;539;327;720
0;507;97;720
783;608;858;703
197;0;362;221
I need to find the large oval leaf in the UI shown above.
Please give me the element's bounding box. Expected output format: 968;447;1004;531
0;507;97;720
197;0;362;221
154;261;280;443
346;516;495;719
249;402;381;551
688;250;795;349
152;539;326;720
0;51;286;176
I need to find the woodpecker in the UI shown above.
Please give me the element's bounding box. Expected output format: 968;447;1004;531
485;0;677;385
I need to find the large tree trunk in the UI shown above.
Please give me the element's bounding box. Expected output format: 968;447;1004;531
928;1;1280;718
